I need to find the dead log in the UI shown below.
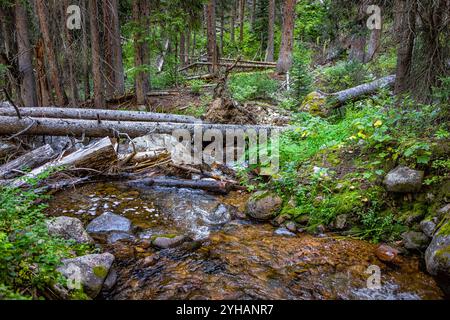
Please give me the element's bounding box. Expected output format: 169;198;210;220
329;75;396;108
0;116;286;138
11;137;117;188
0;141;16;158
0;144;56;179
130;177;240;194
0;106;201;124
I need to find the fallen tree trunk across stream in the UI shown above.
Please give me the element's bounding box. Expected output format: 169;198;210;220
0;116;287;138
0;106;201;124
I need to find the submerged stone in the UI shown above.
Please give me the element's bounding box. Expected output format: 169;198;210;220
86;212;132;235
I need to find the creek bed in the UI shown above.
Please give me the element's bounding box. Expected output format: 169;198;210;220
46;182;444;300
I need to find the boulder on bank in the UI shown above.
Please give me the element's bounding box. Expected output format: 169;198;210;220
46;216;93;244
402;231;430;250
383;166;424;193
299;91;328;117
57;253;115;298
86;212;132;235
425;221;450;296
246;191;283;221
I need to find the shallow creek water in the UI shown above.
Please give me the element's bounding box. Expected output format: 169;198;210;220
46;182;444;300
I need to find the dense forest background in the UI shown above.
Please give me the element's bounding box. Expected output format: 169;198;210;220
0;0;448;109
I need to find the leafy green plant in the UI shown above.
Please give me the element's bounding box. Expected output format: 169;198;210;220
0;184;93;300
229;72;278;102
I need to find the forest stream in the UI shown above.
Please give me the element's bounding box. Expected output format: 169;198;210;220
46;182;444;300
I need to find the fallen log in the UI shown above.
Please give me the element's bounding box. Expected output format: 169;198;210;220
130;177;241;194
0;116;287;138
0;106;201;124
0;141;16;158
11;137;117;188
329;75;396;108
0;144;56;179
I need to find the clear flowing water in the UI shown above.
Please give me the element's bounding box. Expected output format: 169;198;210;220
47;182;444;300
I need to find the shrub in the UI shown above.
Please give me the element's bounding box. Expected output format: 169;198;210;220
318;60;373;92
228;72;278;102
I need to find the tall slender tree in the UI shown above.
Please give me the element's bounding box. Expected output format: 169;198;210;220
265;0;275;62
15;0;37;107
88;0;105;108
36;0;67;106
206;0;218;75
276;0;297;74
133;0;151;105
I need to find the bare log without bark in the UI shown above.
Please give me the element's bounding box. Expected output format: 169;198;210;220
11;137;117;188
0;144;56;179
0;117;286;138
130;177;240;194
0;106;201;124
329;75;396;107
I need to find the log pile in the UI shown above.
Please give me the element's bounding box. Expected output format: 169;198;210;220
0;135;244;195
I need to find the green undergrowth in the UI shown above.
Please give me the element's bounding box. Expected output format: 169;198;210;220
0;178;94;300
239;90;450;243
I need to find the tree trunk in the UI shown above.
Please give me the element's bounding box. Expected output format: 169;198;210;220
63;0;79;107
251;0;257;30
265;0;276;62
36;0;67;106
220;4;225;54
365;28;381;63
239;0;245;43
348;34;366;63
103;0;125;98
0;144;56;179
35;38;52;106
15;0;38;107
0;116;285;138
179;32;186;66
276;0;297;74
11;138;118;188
206;0;219;75
0;106;202;123
82;0;91;100
230;0;236;43
133;0;151;105
329;75;396;107
88;0;105;108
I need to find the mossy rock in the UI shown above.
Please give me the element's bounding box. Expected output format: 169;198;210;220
299;91;329;117
246;191;283;221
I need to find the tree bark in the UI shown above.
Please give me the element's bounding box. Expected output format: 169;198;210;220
265;0;276;62
0;107;202;123
103;0;125;98
36;0;67;106
133;0;151;105
0;144;56;179
88;0;105;108
230;0;236;43
276;0;297;74
11;138;118;188
15;0;38;107
0;117;285;138
329;75;396;107
64;0;79;107
394;0;417;95
34;38;51;106
239;0;245;43
206;0;219;75
82;0;91;100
